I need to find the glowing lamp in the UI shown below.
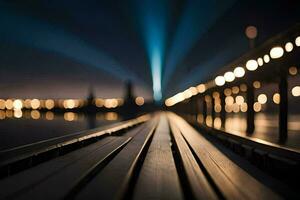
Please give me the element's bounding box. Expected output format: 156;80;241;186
289;66;298;75
270;46;284;59
295;36;300;47
215;76;225;86
285;42;293;52
245;26;257;39
224;71;235;82
13;99;23;110
257;94;267;104
257;58;263;66
253;102;262;112
246;60;258;71
197;84;206;93
263;54;270;63
233;67;245;78
273;93;280;104
292;86;300;97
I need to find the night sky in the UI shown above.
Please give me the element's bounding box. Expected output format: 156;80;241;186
0;0;299;100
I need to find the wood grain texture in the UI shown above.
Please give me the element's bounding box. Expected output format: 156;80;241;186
75;118;158;200
168;114;218;200
169;113;282;200
133;114;183;200
0;136;130;200
0;115;149;168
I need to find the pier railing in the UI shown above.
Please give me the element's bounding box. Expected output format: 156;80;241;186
165;24;300;143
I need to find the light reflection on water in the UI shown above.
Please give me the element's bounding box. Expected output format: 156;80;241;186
191;113;300;150
0;111;120;151
0;110;119;122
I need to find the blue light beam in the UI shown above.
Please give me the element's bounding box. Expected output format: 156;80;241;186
0;3;145;87
134;0;170;101
163;0;236;94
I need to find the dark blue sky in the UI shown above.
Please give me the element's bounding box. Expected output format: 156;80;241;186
0;0;299;99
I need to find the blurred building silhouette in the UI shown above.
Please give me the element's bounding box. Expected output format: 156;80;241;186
121;80;139;119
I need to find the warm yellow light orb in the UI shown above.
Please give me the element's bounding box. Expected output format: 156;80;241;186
46;111;54;120
253;81;261;89
291;86;300;97
215;76;225;86
63;99;76;109
5;99;14;110
257;58;263;66
245;26;258;39
224;88;232;96
214;104;222;113
45;99;55;110
224;71;235;82
289;66;298;75
263;54;270;63
232;103;240;113
246;59;258;71
0;99;5;109
135;97;145;106
197;84;206;93
13;99;23;110
235;95;244;105
273;93;280;104
64;112;77;121
241;103;248;112
104;99;118;108
232;86;239;94
295;36;300;46
31;99;40;109
257;94;267;104
270;46;284;59
285;42;293;52
253;102;262;112
31;110;40;119
233;67;245;78
225;96;234;105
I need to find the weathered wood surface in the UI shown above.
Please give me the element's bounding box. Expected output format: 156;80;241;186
169;117;218;200
0;112;291;200
75;118;158;200
132;115;183;200
0;115;149;168
168;113;281;200
0;136;131;200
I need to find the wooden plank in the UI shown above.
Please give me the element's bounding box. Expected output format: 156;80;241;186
0;115;149;168
169;113;282;200
0;136;131;200
168;114;218;200
199;125;300;160
132;114;183;200
75;117;158;200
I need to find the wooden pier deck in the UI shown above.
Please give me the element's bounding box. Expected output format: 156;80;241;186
0;112;299;200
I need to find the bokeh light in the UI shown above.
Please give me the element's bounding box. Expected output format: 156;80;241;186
245;26;257;39
257;94;267;104
291;86;300;97
233;67;245;78
273;93;280;104
215;76;225;86
224;71;235;82
246;59;258;71
285;42;293;52
289;66;298;75
197;84;206;93
31;99;40;109
270;46;284;59
263;54;270;63
135;97;145;106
